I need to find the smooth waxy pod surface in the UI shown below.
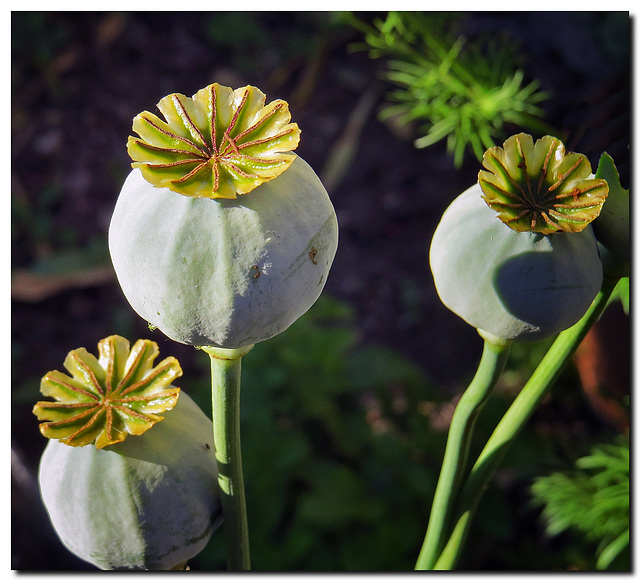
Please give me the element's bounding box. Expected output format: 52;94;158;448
429;183;603;341
109;157;338;348
38;390;220;570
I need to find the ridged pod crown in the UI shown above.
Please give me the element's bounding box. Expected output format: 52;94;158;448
478;133;608;235
33;335;182;448
127;83;301;199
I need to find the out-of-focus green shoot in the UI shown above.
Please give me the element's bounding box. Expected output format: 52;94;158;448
348;12;555;167
531;437;629;570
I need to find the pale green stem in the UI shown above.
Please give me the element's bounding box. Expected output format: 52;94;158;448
201;344;254;571
432;275;620;570
415;335;512;570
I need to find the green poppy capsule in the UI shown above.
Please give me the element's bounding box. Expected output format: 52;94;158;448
38;389;220;570
34;336;220;570
109;83;338;349
430;180;603;341
430;134;606;341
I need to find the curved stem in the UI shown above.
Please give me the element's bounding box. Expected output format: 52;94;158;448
433;276;620;570
415;335;512;570
202;344;254;571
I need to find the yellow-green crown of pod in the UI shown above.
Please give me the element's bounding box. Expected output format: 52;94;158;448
127;83;301;199
33;335;182;448
478;133;609;235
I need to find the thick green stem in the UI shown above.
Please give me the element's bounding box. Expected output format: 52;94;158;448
433;276;620;570
415;335;512;570
202;344;254;571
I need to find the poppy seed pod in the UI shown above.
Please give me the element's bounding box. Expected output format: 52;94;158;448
109;83;338;348
38;390;220;570
429;134;607;342
430;183;603;341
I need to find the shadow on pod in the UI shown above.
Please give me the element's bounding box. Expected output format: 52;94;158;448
38;391;221;570
430;183;603;341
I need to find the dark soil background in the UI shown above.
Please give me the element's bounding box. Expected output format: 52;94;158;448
11;11;630;570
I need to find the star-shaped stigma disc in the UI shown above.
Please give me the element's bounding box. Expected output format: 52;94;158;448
479;133;609;234
127;83;301;199
33;335;182;448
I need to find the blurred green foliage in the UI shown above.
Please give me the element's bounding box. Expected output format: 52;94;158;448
349;11;552;167
186;296;446;570
11;12;70;96
201;12;349;76
11;181;77;265
531;436;629;570
173;295;622;570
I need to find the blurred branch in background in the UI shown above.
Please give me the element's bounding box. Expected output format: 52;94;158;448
320;83;382;193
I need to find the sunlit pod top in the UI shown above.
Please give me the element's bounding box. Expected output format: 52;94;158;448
33;335;182;448
478;133;608;235
127;83;301;199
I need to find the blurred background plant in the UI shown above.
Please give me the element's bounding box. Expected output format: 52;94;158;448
531;436;629;570
348;11;554;166
12;11;629;571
